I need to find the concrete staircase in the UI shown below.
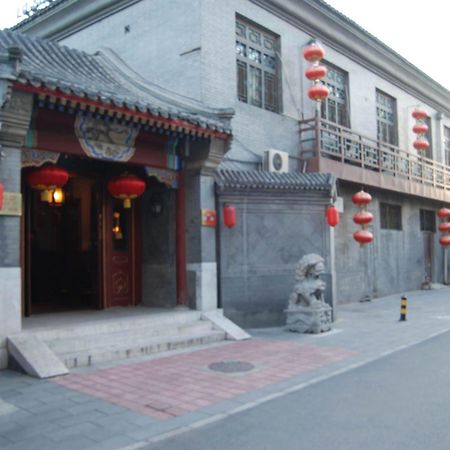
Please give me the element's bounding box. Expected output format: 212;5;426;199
9;309;228;376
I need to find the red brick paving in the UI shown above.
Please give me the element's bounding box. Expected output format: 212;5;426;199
54;339;355;420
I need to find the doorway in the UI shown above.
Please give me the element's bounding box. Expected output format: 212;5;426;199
24;157;142;315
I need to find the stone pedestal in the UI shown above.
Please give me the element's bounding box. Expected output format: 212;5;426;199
285;304;332;334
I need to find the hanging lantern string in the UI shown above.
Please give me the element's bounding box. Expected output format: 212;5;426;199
412;108;430;152
352;190;373;245
303;40;330;103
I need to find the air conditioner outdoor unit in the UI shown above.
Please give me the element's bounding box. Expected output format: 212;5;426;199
263;149;289;173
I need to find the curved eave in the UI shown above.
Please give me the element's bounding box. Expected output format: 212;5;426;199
14;81;232;140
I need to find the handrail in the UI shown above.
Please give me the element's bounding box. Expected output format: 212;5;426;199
299;117;450;191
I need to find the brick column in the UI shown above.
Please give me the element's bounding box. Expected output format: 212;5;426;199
0;86;33;368
184;137;230;311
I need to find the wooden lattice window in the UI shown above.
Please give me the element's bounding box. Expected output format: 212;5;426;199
376;90;398;146
236;17;280;112
321;63;349;127
380;202;402;230
422;117;433;160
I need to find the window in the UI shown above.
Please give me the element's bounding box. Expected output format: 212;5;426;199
445;126;450;166
376;90;398;146
420;209;436;232
380;202;402;230
321;63;349;127
236;17;280;112
422;117;433;160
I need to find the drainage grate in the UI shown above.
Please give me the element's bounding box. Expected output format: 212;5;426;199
208;360;255;373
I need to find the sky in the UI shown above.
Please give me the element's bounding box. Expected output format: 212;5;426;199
0;0;449;90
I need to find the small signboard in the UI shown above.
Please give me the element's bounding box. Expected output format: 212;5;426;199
0;193;22;216
201;209;216;227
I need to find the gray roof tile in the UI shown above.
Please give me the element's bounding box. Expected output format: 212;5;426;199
0;29;233;135
215;169;336;193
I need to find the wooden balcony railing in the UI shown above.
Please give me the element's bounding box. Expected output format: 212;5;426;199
299;117;450;199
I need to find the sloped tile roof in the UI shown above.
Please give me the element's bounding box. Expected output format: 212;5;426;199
215;169;336;193
0;29;233;135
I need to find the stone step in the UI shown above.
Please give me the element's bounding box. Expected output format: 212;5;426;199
26;310;202;341
46;321;214;354
60;329;226;368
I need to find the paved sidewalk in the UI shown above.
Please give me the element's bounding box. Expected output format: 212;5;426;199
1;287;450;450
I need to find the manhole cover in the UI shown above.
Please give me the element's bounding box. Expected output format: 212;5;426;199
208;360;255;373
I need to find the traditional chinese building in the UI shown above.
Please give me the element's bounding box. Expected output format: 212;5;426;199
2;0;450;371
0;29;239;373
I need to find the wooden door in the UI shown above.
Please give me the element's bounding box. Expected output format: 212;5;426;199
103;194;141;307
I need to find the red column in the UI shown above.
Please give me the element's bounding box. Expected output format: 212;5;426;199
176;171;188;306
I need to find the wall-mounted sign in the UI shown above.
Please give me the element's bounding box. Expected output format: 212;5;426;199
0;193;22;216
201;209;216;227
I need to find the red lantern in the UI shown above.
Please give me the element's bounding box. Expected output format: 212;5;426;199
439;222;450;233
107;175;146;208
326;205;339;227
26;165;69;202
412;123;429;134
26;165;69;190
439;235;450;247
352;190;372;206
412;108;428;120
307;84;330;101
0;182;3;210
303;43;325;62
223;204;236;229
353;211;374;225
305;65;327;81
353;229;373;245
413;138;430;151
437;208;450;219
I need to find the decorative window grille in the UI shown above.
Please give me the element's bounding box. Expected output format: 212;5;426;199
236;18;280;112
376;90;398;146
321;63;349;127
420;209;436;232
444;126;450;166
380;202;402;230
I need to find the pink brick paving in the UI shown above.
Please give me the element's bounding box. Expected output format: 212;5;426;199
53;339;355;420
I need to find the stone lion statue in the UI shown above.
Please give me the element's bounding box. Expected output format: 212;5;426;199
288;254;326;308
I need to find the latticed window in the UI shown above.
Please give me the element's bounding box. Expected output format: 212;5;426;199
421;117;433;160
380;202;402;230
445;126;450;166
321;63;349;127
376;90;398;145
236;18;280;112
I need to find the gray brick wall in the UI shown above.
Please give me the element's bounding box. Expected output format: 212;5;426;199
0;148;21;267
335;182;446;303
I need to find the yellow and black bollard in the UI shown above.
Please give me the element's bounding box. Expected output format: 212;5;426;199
399;295;408;321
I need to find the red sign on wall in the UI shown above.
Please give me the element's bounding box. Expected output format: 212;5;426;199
201;209;217;227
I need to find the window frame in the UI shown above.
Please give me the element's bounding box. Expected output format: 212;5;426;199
235;16;281;113
420;209;436;232
380;202;402;230
320;61;350;128
376;89;398;146
444;126;450;166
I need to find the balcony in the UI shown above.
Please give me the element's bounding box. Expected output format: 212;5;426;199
299;117;450;202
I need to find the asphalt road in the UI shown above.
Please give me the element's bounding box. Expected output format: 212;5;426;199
144;331;450;450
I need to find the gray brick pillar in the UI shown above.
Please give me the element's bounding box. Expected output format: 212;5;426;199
185;137;229;311
0;87;33;368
